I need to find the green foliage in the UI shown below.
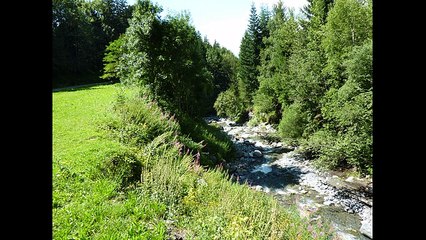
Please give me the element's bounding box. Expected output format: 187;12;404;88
344;38;373;90
100;148;142;189
252;80;281;124
322;0;372;87
204;41;239;113
101;34;126;81
53;0;132;87
251;0;372;174
259;6;271;46
213;87;246;123
252;6;302;125
238;31;260;109
237;4;267;109
305;40;372;174
278;102;308;139
179;115;235;167
106;87;180;147
110;0;213;116
141;139;195;208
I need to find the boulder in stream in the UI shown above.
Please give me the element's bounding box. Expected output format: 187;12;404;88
253;150;263;157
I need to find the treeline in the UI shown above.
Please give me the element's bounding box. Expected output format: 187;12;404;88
101;0;238;118
214;0;372;175
53;0;133;87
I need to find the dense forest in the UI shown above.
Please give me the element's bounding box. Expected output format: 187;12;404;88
215;0;372;175
53;0;133;87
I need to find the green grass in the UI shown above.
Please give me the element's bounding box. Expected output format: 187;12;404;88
53;84;333;239
53;84;167;239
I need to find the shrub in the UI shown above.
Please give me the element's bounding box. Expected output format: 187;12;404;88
251;83;281;124
303;82;372;174
179;115;234;167
301;40;373;175
106;88;180;147
278;102;308;139
213;87;246;122
100;148;142;189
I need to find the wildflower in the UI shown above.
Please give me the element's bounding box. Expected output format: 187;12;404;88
194;151;201;165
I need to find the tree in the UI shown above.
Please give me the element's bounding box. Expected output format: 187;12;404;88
205;41;239;113
252;3;301;124
101;34;127;81
322;0;372;88
52;0;132;87
259;6;271;49
280;0;335;134
106;0;213;116
237;3;262;109
311;40;372;174
52;0;93;76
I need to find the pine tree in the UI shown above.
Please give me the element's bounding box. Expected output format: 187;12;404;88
259;6;271;49
237;3;262;109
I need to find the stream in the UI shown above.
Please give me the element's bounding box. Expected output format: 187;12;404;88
205;117;373;240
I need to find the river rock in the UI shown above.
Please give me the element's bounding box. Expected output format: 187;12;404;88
263;186;271;193
360;208;373;239
216;117;373;239
275;189;286;195
253;150;263;157
345;176;355;182
287;188;298;195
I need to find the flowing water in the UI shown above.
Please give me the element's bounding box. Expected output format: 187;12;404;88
206;117;373;239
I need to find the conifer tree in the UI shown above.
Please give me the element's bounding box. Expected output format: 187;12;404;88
237;3;262;109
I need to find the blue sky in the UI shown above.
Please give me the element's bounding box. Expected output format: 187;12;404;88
126;0;308;56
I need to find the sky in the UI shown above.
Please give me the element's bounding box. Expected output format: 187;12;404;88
126;0;308;56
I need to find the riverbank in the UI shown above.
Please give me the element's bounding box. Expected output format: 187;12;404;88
206;117;373;239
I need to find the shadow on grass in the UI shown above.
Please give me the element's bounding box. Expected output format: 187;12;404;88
52;81;114;93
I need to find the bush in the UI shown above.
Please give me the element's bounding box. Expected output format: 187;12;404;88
106;88;180;147
301;39;373;175
278;102;308;139
213;87;246;122
179;115;235;167
251;82;281;124
100;148;142;189
303;82;372;174
304;128;372;175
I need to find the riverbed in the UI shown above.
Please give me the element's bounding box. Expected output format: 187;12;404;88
206;117;373;239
